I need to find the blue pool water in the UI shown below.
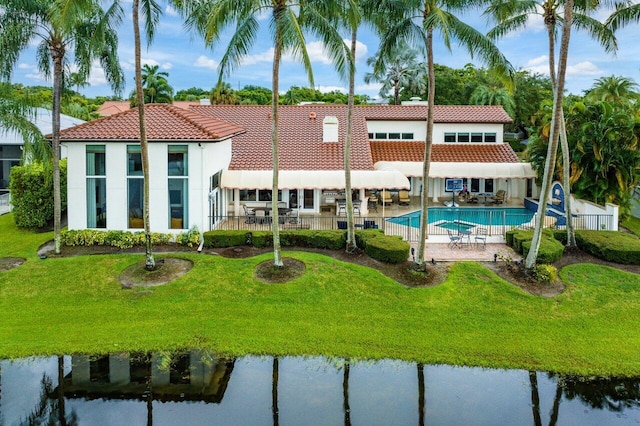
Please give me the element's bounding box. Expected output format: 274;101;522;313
388;207;535;228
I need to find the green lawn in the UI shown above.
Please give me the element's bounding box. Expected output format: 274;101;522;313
622;215;640;236
1;213;640;376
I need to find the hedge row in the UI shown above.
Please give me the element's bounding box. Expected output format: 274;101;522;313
574;230;640;265
61;228;201;249
505;229;564;264
203;229;410;264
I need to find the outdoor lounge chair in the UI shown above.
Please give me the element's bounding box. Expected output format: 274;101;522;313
447;229;462;249
474;227;488;249
491;189;506;204
398;190;410;205
337;220;347;229
363;220;378;229
380;190;393;205
243;205;256;224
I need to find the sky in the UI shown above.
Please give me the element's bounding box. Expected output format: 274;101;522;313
9;2;640;100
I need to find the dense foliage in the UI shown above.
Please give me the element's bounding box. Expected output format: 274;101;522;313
9;160;67;229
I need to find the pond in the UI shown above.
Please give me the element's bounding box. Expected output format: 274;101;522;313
2;353;640;425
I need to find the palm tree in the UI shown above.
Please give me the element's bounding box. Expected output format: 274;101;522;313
68;71;89;95
364;42;426;105
372;0;512;268
177;0;351;267
486;0;620;254
469;84;516;117
1;0;124;254
586;75;639;103
140;64;173;104
525;0;575;268
606;2;640;32
0;83;50;164
210;82;239;105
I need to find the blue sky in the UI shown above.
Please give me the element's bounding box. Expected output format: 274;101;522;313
11;2;640;100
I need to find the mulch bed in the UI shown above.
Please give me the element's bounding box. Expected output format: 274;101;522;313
119;258;194;289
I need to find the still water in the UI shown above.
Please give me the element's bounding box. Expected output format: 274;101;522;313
1;353;639;425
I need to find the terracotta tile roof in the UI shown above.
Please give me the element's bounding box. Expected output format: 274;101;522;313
58;104;245;141
191;104;512;171
191;105;375;171
96;101;130;116
360;104;512;123
370;142;521;163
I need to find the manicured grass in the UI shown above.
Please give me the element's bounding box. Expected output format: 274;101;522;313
1;213;640;376
622;215;640;236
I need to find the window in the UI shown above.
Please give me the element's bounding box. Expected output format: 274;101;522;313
471;133;483;143
484;133;496;143
368;132;374;139
239;189;257;201
168;145;188;229
444;133;456;143
127;145;144;228
470;178;480;193
375;132;387;139
259;189;282;201
401;133;414;140
457;133;469;143
86;145;106;228
484;179;494;193
388;132;401;139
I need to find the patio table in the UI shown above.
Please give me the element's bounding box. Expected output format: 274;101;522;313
477;192;493;205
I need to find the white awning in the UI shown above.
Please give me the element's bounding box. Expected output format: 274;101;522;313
221;169;410;190
374;161;537;179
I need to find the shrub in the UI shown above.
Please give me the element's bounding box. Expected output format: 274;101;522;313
362;234;409;264
575;230;640;265
355;229;385;249
9;160;67;229
203;230;249;248
522;237;564;264
176;227;201;247
60;229;171;249
251;231;273;248
530;264;558;284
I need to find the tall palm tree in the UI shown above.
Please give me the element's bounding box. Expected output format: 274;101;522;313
177;0;351;267
372;0;512;268
486;0;619;252
57;0;161;269
364;42;427;105
1;0;124;254
606;1;640;32
525;0;575;268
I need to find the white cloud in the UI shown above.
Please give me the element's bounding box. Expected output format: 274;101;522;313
353;40;368;61
120;58;173;71
241;48;275;65
25;73;45;81
524;55;550;75
161;62;174;70
194;55;218;70
18;63;33;70
316;85;346;93
165;5;178;16
141;58;160;67
356;82;382;93
566;61;602;77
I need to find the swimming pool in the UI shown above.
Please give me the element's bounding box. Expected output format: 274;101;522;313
387;207;535;229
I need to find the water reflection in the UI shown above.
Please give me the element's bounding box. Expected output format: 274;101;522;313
2;353;640;425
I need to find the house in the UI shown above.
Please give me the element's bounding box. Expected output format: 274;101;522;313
59;103;536;233
60;104;244;233
0;107;84;192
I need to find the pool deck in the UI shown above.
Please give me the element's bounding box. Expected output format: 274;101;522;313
412;241;522;263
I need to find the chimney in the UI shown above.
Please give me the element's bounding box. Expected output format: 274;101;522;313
322;116;339;142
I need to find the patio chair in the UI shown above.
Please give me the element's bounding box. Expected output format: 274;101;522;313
286;209;299;224
367;197;378;212
447;229;462;249
380;190;393;205
337;220;347;229
467;194;479;204
243;205;256;224
474;227;488;249
491;189;506;204
255;209;270;225
398;190;411;205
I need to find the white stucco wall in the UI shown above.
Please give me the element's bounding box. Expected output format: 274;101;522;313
365;121;505;144
63;139;232;234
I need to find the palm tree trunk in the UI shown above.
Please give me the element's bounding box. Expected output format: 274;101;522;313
416;28;434;267
52;52;63;255
271;29;283;267
345;28;357;253
272;357;279;426
526;0;574;268
417;363;425;426
133;0;155;270
529;371;542;426
560;113;576;247
343;362;351;426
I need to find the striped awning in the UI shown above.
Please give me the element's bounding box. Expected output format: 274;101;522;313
374;161;537;179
